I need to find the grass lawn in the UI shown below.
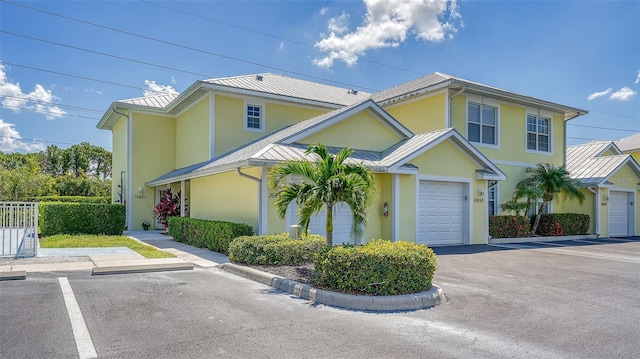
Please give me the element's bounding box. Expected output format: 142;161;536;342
40;235;175;259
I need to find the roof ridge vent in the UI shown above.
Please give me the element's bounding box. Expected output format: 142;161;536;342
348;89;358;95
255;74;264;81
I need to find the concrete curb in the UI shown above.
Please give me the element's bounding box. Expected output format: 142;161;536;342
490;234;598;244
92;262;193;275
0;270;26;281
218;263;444;311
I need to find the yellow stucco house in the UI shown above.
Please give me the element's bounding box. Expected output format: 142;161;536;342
615;133;640;163
97;72;592;245
565;141;640;237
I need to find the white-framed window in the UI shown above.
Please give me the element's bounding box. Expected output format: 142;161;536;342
526;114;550;152
529;199;551;217
244;100;265;133
488;184;498;216
468;102;497;146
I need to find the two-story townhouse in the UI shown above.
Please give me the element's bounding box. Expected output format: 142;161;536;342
98;72;587;245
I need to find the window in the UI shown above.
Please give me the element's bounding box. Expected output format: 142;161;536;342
246;104;262;131
527;115;550;152
529;199;551;217
468;103;497;145
488;184;498;216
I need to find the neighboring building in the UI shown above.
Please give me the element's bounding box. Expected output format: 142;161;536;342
565;141;640;237
97;72;589;244
615;133;640;163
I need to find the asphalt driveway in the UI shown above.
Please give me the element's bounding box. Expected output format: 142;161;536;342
1;237;639;358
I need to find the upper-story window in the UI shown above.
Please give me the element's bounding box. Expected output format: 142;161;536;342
468;103;497;145
526;114;550;152
244;101;265;133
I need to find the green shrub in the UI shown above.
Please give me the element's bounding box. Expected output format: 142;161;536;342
532;213;590;236
167;217;254;254
229;233;326;265
313;240;437;296
30;196;110;204
489;215;530;238
40;202;125;236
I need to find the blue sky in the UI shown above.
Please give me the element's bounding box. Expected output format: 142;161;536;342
0;0;638;153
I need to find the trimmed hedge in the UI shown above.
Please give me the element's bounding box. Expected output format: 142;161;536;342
489;215;530;238
313;240;437;296
228;233;326;265
532;213;590;236
40;202;125;236
167;217;254;254
30;196;110;204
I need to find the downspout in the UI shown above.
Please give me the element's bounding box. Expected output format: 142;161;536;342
448;85;466;128
236;168;263;234
587;186;599;237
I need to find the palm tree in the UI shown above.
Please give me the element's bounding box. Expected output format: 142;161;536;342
500;181;544;217
269;143;374;246
518;163;584;236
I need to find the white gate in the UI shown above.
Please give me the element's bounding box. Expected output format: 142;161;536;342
1;202;39;258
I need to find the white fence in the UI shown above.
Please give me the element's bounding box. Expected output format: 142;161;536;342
1;202;38;258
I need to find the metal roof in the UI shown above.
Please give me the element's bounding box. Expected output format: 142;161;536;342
119;94;179;109
615;133;640;153
203;73;371;106
567;141;640;185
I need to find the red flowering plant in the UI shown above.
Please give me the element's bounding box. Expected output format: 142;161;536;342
153;187;182;229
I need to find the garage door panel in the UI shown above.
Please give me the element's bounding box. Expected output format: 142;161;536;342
609;191;630;237
418;180;465;245
287;202;356;244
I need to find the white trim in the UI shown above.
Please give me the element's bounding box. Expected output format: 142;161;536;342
126;112;133;229
260;168;268;235
444;88;450;128
415;175;472;245
244;98;266;133
492;159;536;168
382;89;448;110
180;180;185;217
465;93;500;149
209;93;215;159
525;112;553;155
392;174;399;241
485;181;489;242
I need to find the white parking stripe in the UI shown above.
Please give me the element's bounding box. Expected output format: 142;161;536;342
58;277;98;359
489;243;640;264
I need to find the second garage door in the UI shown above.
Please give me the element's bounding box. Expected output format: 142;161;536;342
287;202;357;245
417;181;465;245
609;191;630;237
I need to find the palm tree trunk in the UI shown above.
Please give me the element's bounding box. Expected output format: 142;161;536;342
530;202;548;236
326;206;333;246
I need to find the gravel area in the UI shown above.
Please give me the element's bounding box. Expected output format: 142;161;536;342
0;256;90;266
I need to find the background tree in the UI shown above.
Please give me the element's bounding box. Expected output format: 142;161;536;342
518;163;584;235
269;143;374;246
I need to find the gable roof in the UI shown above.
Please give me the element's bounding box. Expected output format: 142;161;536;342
373;72;587;119
97;73;371;130
146;102;505;186
615;133;640;153
567;141;640;186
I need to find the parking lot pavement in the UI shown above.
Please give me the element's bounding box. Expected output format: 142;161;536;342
1;238;639;359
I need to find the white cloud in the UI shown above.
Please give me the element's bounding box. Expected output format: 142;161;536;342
0;64;67;120
587;88;612;101
609;87;636;101
635;70;640;85
171;76;177;85
313;0;461;68
85;88;103;95
0;119;45;153
328;11;350;34
278;42;285;51
320;7;329;15
143;80;179;97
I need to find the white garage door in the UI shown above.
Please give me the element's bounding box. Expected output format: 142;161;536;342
418;181;465;245
609;191;630;237
287;202;356;245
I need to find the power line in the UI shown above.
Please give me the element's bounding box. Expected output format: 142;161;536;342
141;0;426;77
1;31;213;79
1;95;103;113
587;109;640;120
568;123;638;133
2;104;101;121
2;1;379;92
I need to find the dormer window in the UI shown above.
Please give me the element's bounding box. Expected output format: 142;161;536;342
244;100;265;133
